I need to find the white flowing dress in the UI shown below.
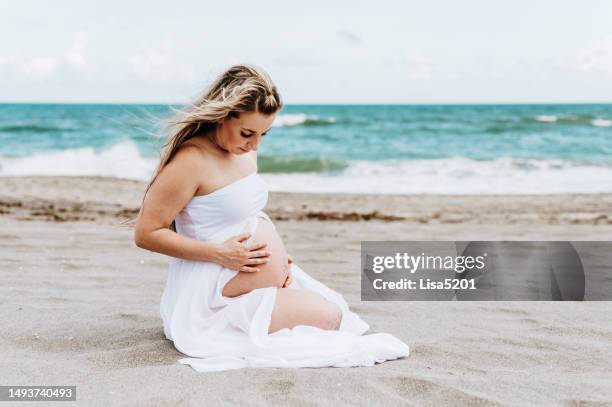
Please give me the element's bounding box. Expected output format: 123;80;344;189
160;172;409;372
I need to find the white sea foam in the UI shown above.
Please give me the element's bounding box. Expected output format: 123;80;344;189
592;118;612;127
263;158;612;194
534;115;558;123
1;143;611;194
272;114;335;127
273;114;307;127
0;140;157;181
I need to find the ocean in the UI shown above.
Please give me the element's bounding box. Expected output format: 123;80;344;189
0;103;611;194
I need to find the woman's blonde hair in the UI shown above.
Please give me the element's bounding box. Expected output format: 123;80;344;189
134;64;282;230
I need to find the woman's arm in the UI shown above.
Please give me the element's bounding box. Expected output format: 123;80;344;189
134;146;218;261
135;221;224;263
134;146;269;271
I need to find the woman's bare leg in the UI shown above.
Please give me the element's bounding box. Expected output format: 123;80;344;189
268;288;342;333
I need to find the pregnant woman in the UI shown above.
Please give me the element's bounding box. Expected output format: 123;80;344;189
134;64;409;371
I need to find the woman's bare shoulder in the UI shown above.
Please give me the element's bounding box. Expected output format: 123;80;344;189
137;144;205;225
169;139;256;195
163;145;202;177
172;140;230;195
172;140;218;172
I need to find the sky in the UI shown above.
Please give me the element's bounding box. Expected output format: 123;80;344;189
1;0;611;104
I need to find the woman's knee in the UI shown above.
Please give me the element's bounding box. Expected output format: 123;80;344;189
306;301;342;331
319;301;342;331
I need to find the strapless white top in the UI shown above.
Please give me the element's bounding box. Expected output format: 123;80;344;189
159;172;410;372
175;172;267;243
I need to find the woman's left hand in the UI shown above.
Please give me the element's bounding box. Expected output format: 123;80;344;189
282;255;294;287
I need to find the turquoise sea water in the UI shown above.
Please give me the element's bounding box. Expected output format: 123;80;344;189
1;103;611;194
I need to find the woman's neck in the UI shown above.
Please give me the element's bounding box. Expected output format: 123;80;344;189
196;131;232;158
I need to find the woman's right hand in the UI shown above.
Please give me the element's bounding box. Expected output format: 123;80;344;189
216;233;270;272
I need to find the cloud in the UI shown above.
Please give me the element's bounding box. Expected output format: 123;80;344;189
337;30;363;45
555;34;612;77
575;34;612;75
22;57;60;79
3;31;91;81
128;37;196;82
66;31;89;68
0;56;15;69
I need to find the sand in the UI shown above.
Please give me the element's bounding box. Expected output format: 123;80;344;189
1;176;612;406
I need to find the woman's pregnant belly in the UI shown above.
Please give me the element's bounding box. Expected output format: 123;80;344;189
221;214;289;298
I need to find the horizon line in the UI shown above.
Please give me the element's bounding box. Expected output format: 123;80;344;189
1;101;612;106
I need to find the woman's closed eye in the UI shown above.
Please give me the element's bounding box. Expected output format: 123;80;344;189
241;131;267;138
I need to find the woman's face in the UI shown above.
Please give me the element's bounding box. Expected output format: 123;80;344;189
216;111;276;155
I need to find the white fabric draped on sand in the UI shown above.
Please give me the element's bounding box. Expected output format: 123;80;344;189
159;173;409;372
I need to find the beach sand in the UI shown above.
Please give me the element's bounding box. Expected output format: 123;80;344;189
1;176;612;406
